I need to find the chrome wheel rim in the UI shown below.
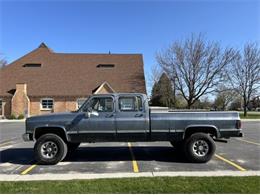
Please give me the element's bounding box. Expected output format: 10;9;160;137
192;140;209;157
40;141;58;159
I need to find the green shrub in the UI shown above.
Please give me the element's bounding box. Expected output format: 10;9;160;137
17;114;24;119
9;114;16;120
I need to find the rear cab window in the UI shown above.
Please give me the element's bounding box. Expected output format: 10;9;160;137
118;96;143;112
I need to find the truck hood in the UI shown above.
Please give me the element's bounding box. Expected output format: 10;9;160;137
26;112;83;123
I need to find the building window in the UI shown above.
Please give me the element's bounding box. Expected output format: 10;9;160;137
96;64;115;68
77;98;87;109
41;98;53;110
23;63;41;67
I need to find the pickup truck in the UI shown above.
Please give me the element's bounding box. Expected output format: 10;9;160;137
23;93;243;165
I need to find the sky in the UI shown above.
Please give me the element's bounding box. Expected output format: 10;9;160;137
0;0;260;94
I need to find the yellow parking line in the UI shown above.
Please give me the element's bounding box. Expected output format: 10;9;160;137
235;138;260;146
20;164;37;175
128;142;139;173
215;154;246;171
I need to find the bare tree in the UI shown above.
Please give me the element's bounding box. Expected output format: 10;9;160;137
147;64;163;98
156;34;236;108
229;43;260;116
149;64;162;85
214;85;236;110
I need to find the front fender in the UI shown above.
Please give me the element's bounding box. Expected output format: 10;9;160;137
33;125;69;141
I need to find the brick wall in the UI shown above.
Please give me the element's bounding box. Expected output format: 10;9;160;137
0;97;12;118
29;97;78;116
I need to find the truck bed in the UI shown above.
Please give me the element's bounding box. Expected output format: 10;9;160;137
150;109;241;139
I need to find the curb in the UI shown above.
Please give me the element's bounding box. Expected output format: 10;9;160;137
0;171;260;181
0;120;25;123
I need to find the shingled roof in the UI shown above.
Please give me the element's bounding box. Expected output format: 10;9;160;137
0;43;146;97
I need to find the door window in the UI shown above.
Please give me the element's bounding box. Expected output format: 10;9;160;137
87;97;113;112
119;96;143;112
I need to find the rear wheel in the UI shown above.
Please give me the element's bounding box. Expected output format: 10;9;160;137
184;133;216;163
34;133;68;165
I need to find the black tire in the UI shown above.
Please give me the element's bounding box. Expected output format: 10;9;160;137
67;142;80;152
184;133;216;163
34;133;68;165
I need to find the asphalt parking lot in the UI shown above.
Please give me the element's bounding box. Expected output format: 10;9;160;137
0;121;259;175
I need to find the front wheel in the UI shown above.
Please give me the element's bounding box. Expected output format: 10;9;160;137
34;133;68;165
184;133;216;163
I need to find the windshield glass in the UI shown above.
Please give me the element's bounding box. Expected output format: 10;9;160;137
77;97;91;112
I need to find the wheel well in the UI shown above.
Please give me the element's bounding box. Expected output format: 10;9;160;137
34;127;67;141
184;126;218;139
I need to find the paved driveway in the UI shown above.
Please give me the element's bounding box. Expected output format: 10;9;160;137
0;121;259;175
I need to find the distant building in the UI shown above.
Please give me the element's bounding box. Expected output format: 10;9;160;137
0;43;146;118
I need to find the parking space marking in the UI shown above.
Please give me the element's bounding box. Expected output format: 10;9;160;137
11;164;25;174
127;142;139;173
215;154;246;171
20;164;37;175
235;138;260;146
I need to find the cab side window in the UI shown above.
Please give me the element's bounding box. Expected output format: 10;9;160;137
119;96;143;112
87;97;113;112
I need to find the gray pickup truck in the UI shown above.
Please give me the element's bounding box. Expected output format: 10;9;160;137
23;93;243;165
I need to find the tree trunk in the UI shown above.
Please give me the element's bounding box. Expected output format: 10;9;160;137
243;102;247;117
173;78;176;107
187;100;192;109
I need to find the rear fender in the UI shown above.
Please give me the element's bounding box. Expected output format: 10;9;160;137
183;125;220;139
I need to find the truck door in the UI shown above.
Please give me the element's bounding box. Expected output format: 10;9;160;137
115;95;148;141
77;96;116;141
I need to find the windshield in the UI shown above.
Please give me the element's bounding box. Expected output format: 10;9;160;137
76;97;91;112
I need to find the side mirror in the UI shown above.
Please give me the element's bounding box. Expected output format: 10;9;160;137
84;112;90;118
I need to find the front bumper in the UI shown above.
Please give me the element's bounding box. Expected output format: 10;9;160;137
22;133;33;142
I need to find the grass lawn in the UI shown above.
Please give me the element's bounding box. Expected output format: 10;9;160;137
239;111;260;119
0;176;260;194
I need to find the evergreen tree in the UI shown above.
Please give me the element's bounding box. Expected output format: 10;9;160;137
150;73;175;107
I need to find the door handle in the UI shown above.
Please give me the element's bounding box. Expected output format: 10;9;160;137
105;114;114;118
135;113;143;117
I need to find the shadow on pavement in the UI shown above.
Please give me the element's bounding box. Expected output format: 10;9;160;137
0;146;189;165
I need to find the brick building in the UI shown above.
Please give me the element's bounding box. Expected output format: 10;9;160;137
0;43;146;118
